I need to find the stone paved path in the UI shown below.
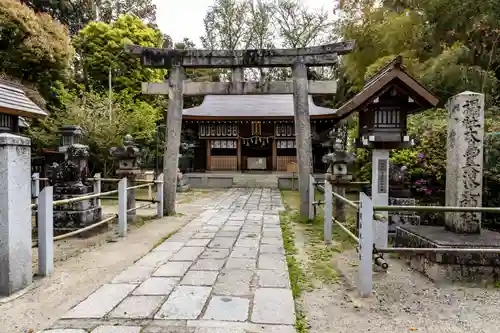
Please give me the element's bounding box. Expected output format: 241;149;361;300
44;188;296;333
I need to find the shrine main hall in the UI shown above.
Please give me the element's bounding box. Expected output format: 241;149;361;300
182;94;336;173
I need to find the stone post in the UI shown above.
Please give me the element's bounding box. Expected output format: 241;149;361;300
0;133;32;296
110;134;142;223
292;61;313;218
231;68;244;94
445;91;485;233
324;179;333;245
163;65;185;215
371;149;390;248
334;187;346;222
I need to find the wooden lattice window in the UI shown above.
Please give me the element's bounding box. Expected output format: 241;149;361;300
374;107;401;129
0;114;15;132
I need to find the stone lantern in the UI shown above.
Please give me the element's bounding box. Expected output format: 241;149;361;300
49;140;101;232
58;125;84;154
322;125;356;223
110;134;142;222
334;56;439;247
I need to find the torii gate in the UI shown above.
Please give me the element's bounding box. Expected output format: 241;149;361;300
125;42;355;217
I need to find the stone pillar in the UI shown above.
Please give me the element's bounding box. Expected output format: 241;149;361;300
334;186;346;222
445;91;485;233
231;67;244;94
371;149;390;248
0;133;32;296
163;65;184;215
292;61;313;218
110;135;142;223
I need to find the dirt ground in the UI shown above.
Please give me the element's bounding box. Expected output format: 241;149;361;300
0;189;223;333
293;227;500;333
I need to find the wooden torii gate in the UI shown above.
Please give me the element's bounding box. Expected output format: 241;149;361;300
125;42;356;217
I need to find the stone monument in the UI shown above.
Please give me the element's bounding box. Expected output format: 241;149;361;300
110;134;142;222
49;141;102;233
396;91;500;283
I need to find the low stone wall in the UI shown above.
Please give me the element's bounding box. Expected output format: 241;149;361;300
186;175;234;188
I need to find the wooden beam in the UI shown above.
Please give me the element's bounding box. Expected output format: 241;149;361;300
142;80;337;96
125;41;356;68
206;140;211;171
237;138;242;171
272;138;277;171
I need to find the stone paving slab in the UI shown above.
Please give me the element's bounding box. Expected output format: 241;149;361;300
91;326;142;333
45;189;293;332
63;284;137;319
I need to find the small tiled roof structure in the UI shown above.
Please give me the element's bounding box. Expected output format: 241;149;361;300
0;79;48;118
182;94;336;119
334;56;439;120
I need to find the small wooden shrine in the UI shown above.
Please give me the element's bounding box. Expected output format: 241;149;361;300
182;94;337;172
0;79;47;133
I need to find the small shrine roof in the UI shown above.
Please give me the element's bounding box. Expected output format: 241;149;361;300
182;94;336;120
0;81;48;118
335;56;439;120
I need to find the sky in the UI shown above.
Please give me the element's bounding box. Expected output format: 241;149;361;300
153;0;336;47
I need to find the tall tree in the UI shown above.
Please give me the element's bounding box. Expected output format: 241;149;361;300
20;0;157;34
0;0;73;98
73;14;164;95
96;0;156;25
274;0;332;48
200;0;334;81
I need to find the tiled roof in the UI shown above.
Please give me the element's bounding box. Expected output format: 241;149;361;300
183;94;336;118
0;82;48;118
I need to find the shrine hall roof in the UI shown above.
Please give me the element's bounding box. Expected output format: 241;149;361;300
0;80;48;118
182;95;336;119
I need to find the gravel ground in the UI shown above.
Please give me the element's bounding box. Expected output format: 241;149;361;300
299;248;500;333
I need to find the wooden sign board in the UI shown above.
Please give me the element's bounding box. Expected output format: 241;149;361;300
287;162;297;173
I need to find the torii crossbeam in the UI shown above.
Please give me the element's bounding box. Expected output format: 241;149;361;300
125;41;355;217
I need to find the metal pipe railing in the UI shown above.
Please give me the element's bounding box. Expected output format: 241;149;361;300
377;247;500;254
126;183;154;191
332;191;359;209
127;203;153;213
53;215;117;241
333;217;359;243
318;203;359;243
32;215;117;248
374;205;500;213
52;189;119;206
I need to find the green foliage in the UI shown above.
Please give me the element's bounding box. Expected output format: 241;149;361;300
73;14;165;94
21;0;157;35
29;86;161;175
0;0;73;98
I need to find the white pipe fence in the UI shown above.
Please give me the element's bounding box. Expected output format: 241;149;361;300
32;173;164;277
317;175;500;299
